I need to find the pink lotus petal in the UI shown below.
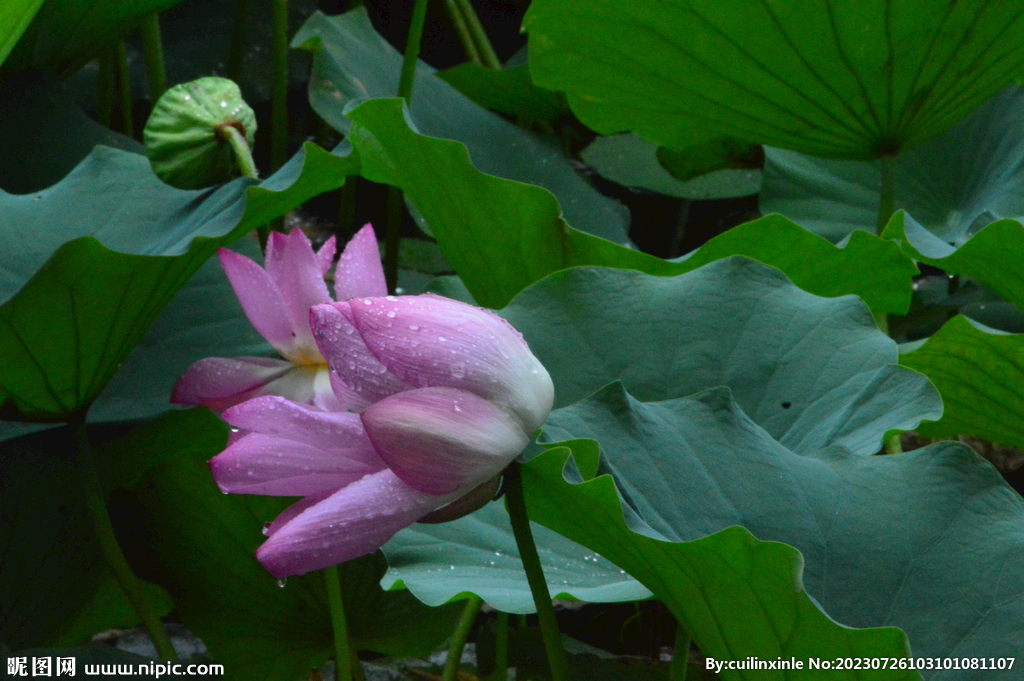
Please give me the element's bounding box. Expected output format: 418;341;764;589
262;490;335;538
334;224;387;300
218;248;294;352
349;295;554;432
255;469;461;578
276;230;333;353
171;356;293;410
360;387;528;495
328;371;372;413
209;432;382;496
263;231;290;282
224;396;383;463
309;302;412;405
316;235;337;275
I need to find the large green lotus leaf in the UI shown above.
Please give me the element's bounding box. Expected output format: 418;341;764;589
527;382;1024;670
0;142;357;422
525;0;1024;161
883;212;1024;448
762;87;1024;242
0;423;172;650
884;212;1024;311
0;0;43;70
381;502;650;614
582;133;762;200
0;240;268;442
116;409;461;680
1;0;185;78
437;62;568;123
501;259;938;455
292;8;629;245
89;237;269;424
672;222;916;316
656;137;765;184
900;315;1024;449
347;97;915;315
523;460;916;681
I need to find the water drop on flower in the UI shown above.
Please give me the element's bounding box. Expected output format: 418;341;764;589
450;363;466;379
409;324;420;331
276;578;288;588
386;310;397;318
363;299;373;305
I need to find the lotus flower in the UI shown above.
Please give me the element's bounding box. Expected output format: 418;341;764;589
171;225;385;412
206;246;554;578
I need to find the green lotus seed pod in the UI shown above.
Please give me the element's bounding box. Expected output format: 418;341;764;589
144;77;257;189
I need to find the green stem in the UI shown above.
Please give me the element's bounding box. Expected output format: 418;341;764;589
454;0;501;69
494;611;508;681
324;566;353;681
669;199;691;259
337;177;358;240
506;465;570;681
385;0;430;294
442;595;483;681
270;0;289;171
398;0;430;101
219;125;259;180
139;13;166;102
876;153;897;235
669;626;691;681
74;421;176;661
228;0;249;84
97;48;114;128
442;0;482;65
114;39;134;138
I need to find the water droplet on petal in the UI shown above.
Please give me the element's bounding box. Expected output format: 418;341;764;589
276;578;288;588
386;310;397;318
409;324;420;331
